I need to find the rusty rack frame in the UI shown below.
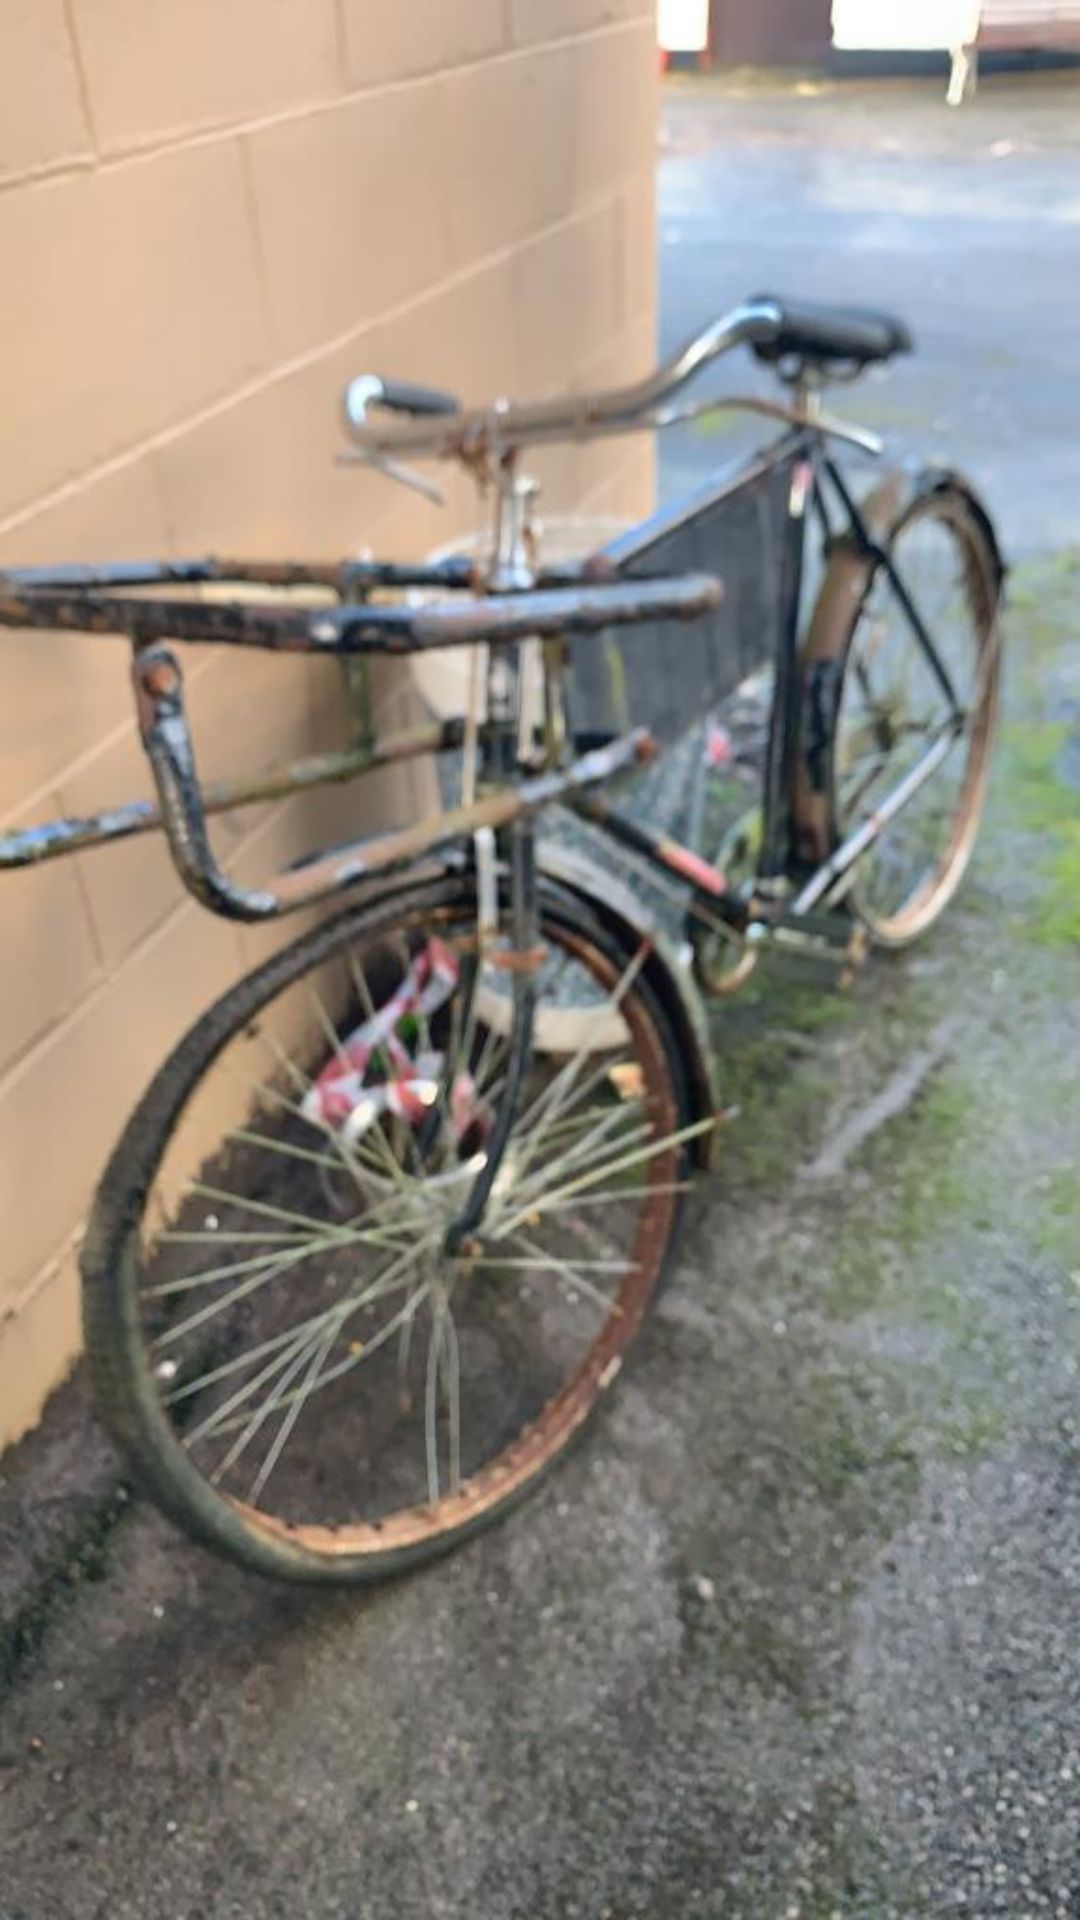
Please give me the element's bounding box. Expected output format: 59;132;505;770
0;558;721;923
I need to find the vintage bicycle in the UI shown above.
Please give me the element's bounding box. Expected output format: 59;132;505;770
0;296;1003;1584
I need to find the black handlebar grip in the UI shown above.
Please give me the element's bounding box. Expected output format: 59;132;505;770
376;380;462;419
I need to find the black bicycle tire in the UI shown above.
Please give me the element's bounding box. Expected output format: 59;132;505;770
81;873;691;1585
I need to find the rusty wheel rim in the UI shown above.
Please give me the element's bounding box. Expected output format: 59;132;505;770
835;500;999;946
136;910;683;1561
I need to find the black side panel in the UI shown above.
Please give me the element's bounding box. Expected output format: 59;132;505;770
567;449;799;748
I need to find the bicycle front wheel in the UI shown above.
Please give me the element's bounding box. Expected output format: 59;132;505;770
83;876;691;1584
794;481;1002;947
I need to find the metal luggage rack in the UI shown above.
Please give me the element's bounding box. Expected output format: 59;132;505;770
0;556;722;922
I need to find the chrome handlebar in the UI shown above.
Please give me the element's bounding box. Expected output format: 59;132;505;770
342;300;790;465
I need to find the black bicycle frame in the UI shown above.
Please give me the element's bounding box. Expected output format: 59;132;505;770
563;423;961;918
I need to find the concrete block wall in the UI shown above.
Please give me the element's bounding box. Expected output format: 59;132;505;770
0;0;659;1449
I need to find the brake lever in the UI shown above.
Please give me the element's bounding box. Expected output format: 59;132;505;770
336;446;446;509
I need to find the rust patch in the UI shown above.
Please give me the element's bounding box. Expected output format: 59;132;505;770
0;568;722;658
487;945;550;975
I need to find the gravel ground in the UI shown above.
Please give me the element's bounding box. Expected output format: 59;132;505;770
1;76;1079;1920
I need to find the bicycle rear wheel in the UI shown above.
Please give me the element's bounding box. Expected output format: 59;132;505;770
83;876;691;1584
793;481;1002;947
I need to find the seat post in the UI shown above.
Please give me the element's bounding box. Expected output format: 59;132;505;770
790;369;823;425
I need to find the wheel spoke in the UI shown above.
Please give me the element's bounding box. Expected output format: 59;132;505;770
155;1242;335;1347
508;1235;627;1317
247;1077;394;1186
247;1319;341;1505
512;942;650;1144
424;1280;462;1503
184;1237;440;1438
159;1229;315;1246
513;1094;647;1199
346;944;379;1026
512;1182;692;1220
189;1316;334;1453
512;1052;635;1184
209;1323;332;1488
425;1293;444;1506
498;1114;714;1237
154;1185;420;1324
255;1026;309;1101
169;1311;339;1408
148;1239;340;1302
310;982;352;1076
225;1128;356;1174
185;1180;361;1238
510;1115;652;1219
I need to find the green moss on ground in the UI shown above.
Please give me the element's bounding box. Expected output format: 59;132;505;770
708;965;864;1189
782;1377;920;1508
995;720;1080;946
1036;1167;1080;1269
819;1075;976;1321
702;546;1079;1502
990;553;1080;944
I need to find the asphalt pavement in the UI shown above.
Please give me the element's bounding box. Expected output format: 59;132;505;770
659;73;1080;555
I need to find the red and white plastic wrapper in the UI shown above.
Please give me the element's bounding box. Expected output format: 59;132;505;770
301;938;491;1146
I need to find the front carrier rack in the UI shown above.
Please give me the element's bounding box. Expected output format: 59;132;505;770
0;557;722;922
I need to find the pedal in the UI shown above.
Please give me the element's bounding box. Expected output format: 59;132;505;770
748;903;867;984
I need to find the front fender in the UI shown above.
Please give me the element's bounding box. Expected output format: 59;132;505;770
537;838;721;1168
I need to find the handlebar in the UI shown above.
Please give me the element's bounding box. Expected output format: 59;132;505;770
342;300;785;463
343;375;462;429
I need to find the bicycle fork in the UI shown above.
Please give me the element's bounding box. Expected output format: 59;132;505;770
443;814;539;1254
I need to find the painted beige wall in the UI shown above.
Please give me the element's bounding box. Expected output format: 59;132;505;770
0;0;659;1449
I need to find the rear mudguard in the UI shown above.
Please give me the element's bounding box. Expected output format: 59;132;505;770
536;838;721;1169
921;467;1007;593
793;463;1005;864
836;462;1006;591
